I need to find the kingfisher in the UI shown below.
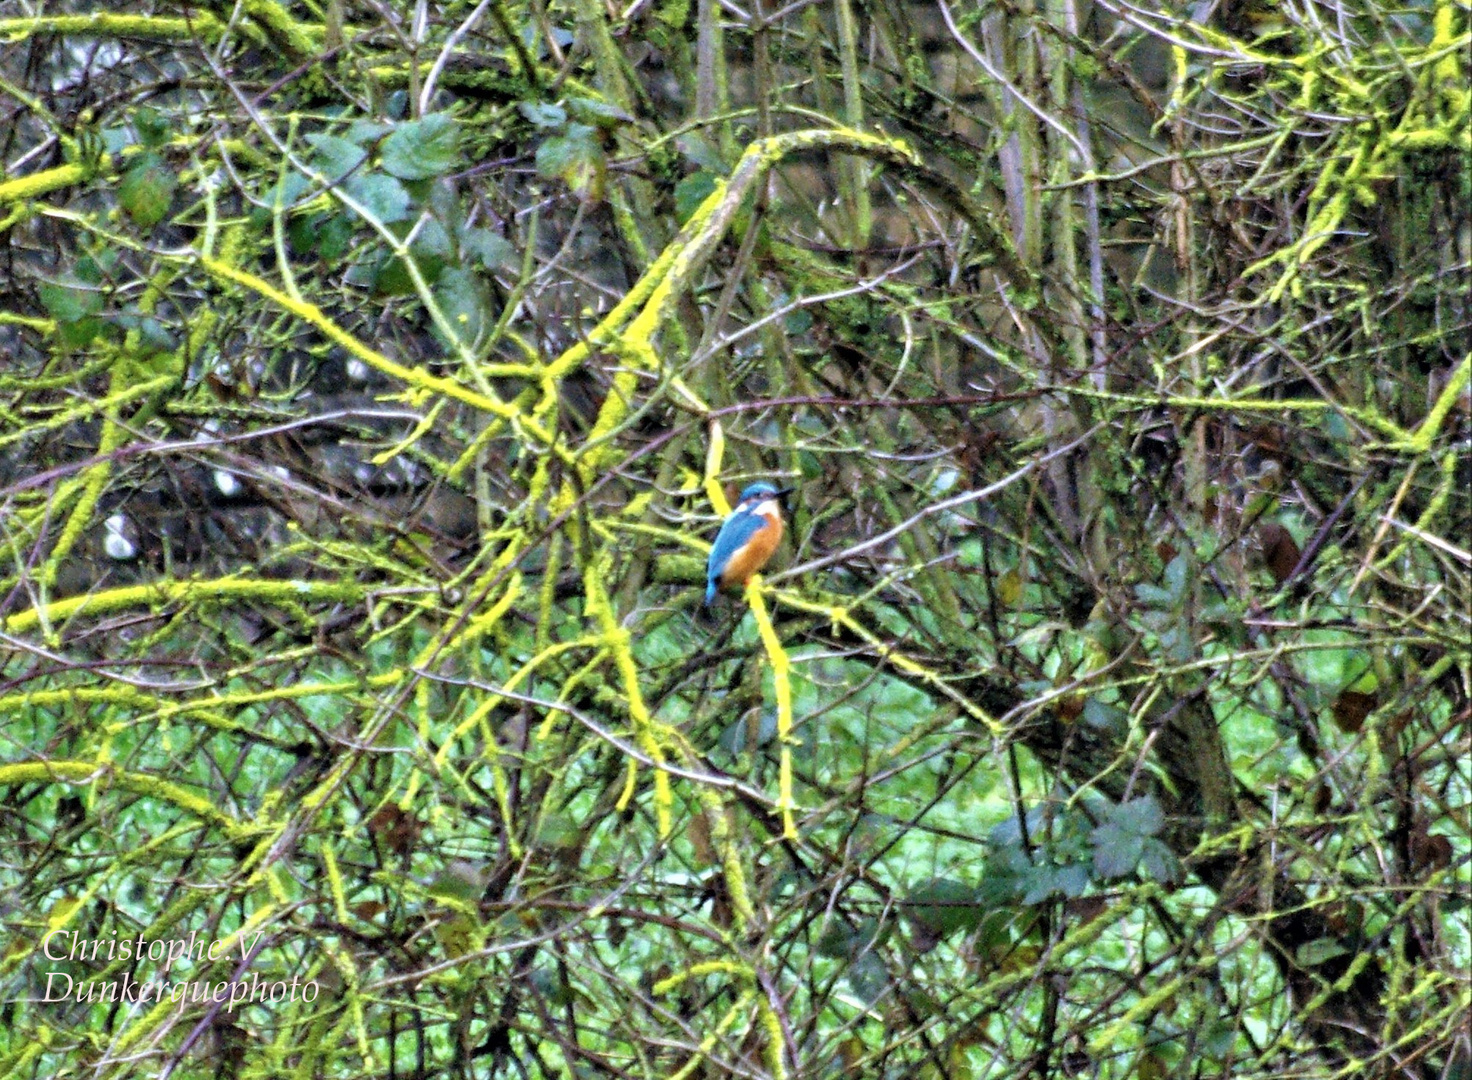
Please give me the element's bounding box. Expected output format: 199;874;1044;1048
704;482;793;606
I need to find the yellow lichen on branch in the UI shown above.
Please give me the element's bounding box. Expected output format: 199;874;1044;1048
0;12;231;45
0;162;101;206
555;127;920;484
583;560;674;836
745;579;798;840
1;575;372;635
545;128;921;842
0;760;248;836
193;255;554;444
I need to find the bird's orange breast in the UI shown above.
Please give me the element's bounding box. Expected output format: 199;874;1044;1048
719;510;783;587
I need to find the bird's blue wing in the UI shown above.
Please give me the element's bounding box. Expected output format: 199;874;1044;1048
705;509;767;603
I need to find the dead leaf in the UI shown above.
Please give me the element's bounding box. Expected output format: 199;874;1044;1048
1331;690;1376;733
1258;522;1300;584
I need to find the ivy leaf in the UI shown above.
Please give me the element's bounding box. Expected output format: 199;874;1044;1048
118;151;176;229
381;113;462;180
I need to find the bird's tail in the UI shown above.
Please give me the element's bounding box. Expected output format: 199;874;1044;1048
703;580;717;607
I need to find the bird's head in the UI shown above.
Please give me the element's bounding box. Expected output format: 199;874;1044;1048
737;482;793;509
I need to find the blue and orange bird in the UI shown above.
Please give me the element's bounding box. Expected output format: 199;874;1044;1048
704;482;793;606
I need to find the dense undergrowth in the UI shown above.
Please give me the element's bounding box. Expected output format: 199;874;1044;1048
0;0;1467;1076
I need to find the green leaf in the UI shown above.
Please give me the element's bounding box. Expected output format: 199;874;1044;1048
118;151;176;229
381;113;462;180
1092;797;1165;880
261;171;311;213
567;96;633;127
316;214;354;263
343;257;380;291
1091;822;1145;880
817;917;882;960
674;171;719;224
784;308;813;335
344;119;392;145
1138;839;1180;884
846;952;888;1006
519;101;567;128
677;132;726;173
57;317;104;349
426;859;486;903
1114;795;1164;837
1161;620;1196;663
434;266;491;348
460;227;515;271
288;213;321;254
307;133;368;184
1295;938;1350;967
1055;863;1092;897
535;123;604;197
905;879;985;937
39;277;103;325
717;708;777;755
1164;552;1189;604
530;964;575;1006
1200;1021;1239;1059
133;106;169;148
343;172;412;223
1134;583;1173;607
1082;697;1126;733
362;217;453;295
101;126;134;154
534;811;581;851
113;311;179;354
1016;860;1093;905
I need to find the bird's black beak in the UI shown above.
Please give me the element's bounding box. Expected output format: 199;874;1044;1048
773;487;795;501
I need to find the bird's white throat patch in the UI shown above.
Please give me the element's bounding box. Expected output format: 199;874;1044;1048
751;499;781;521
